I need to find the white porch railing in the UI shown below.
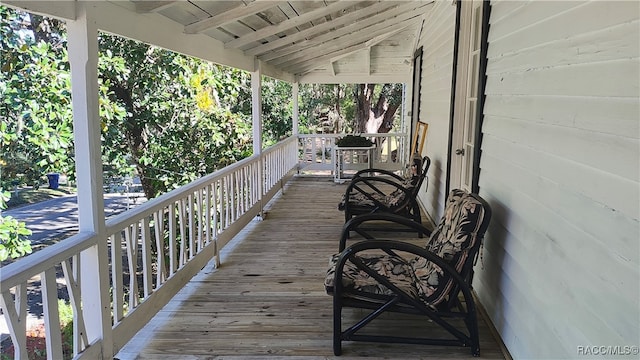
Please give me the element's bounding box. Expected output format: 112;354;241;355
297;133;408;173
0;133;404;359
0;136;298;360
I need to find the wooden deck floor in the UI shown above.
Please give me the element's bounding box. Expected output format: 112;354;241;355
117;176;506;360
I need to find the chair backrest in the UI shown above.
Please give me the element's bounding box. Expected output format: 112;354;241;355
409;156;431;191
410;189;492;305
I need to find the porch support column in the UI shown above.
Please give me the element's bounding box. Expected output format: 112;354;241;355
251;60;264;216
67;3;112;356
292;81;299;135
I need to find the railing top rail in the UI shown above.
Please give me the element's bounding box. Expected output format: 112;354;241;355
1;231;97;291
297;133;406;138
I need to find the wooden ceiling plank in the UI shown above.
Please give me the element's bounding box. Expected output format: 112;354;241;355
244;1;403;56
184;1;286;34
135;1;179;14
225;1;370;49
259;1;433;62
273;6;426;68
285;20;420;74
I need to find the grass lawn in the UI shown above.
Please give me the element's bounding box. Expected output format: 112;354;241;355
5;186;76;210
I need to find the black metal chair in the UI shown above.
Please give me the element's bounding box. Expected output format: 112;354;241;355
325;189;492;356
338;156;431;237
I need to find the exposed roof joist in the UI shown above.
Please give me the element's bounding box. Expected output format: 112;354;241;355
225;0;369;49
258;1;432;64
135;1;178;14
292;20;420;75
185;1;286;35
245;1;402;57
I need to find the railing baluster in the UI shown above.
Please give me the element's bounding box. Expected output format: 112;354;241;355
178;199;187;267
168;203;177;275
153;210;166;285
125;223;140;307
141;217;153;298
111;233;124;323
41;268;63;360
1;284;27;360
62;255;89;355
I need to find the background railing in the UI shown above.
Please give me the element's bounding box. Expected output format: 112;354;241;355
297;133;408;173
0;136;298;360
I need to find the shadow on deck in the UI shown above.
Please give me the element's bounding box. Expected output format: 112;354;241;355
116;176;506;359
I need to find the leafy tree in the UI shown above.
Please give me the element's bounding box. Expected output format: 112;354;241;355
98;34;255;198
1;8;75;189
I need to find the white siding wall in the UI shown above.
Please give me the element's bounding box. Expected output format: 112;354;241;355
415;1;457;221
475;1;640;358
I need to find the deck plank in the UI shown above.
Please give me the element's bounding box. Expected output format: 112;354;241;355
117;176;505;359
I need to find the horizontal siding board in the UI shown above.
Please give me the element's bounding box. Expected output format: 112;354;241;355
485;58;639;97
483;95;640;139
480;148;639;268
488;1;639;56
482;115;640;182
486;0;526;24
477;173;639;354
487;20;640;74
481;128;639;219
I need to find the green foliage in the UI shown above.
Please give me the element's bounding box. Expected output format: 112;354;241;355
335;135;373;147
98;34;255;197
261;77;293;147
0;189;33;261
1;8;74;189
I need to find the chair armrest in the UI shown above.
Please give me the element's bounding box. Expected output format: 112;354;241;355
353;168;406;183
339;213;432;251
333;239;474;309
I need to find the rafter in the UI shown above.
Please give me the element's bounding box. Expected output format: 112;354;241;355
272;5;425;70
225;1;370;49
259;1;433;63
244;1;402;56
184;1;285;35
135;1;179;14
286;20;420;75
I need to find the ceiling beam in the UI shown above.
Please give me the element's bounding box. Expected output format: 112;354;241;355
287;20;419;75
2;0;76;20
225;0;370;49
274;7;424;70
135;1;179;14
184;1;285;34
244;1;403;56
259;1;433;63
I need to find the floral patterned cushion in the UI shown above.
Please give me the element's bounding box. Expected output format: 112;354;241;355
325;253;420;299
412;189;487;304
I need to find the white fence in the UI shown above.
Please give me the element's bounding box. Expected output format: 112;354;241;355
0;136;298;360
297;133;408;173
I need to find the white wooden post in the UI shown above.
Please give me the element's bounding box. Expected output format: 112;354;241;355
251;60;264;216
67;3;113;356
292;81;299;136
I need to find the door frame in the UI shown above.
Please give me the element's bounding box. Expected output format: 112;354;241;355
446;0;491;196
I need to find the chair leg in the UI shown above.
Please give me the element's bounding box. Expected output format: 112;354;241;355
333;297;343;355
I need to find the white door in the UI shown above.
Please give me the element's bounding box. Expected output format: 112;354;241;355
451;0;484;192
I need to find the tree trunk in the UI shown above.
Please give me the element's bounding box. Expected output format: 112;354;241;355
354;83;403;134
